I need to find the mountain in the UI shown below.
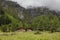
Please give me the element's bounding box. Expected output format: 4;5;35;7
0;0;60;21
0;0;60;32
23;7;59;20
0;0;25;19
0;0;24;26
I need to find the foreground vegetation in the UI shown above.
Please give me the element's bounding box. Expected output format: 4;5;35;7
0;0;60;40
0;32;60;40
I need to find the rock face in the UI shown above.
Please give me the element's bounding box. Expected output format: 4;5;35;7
5;1;25;19
0;0;60;21
0;0;25;19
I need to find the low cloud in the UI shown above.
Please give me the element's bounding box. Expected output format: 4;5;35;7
10;0;60;10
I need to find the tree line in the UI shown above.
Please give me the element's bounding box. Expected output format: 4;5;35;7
0;0;60;32
0;7;60;32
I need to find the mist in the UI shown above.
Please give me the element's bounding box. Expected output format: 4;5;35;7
10;0;60;11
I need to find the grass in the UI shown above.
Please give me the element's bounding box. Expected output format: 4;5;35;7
0;31;60;40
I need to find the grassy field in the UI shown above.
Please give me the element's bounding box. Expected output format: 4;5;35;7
0;31;60;40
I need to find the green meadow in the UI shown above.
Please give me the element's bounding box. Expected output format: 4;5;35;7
0;32;60;40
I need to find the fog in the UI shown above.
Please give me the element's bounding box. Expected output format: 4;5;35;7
10;0;60;10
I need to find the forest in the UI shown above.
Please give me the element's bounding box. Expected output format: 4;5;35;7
0;0;60;33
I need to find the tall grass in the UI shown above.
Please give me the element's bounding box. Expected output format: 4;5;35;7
0;32;60;40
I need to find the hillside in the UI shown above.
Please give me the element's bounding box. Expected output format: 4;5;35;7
1;0;60;20
0;0;60;32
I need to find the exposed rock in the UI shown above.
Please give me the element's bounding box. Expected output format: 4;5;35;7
0;0;60;22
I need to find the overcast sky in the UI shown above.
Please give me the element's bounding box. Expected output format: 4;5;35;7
10;0;60;10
